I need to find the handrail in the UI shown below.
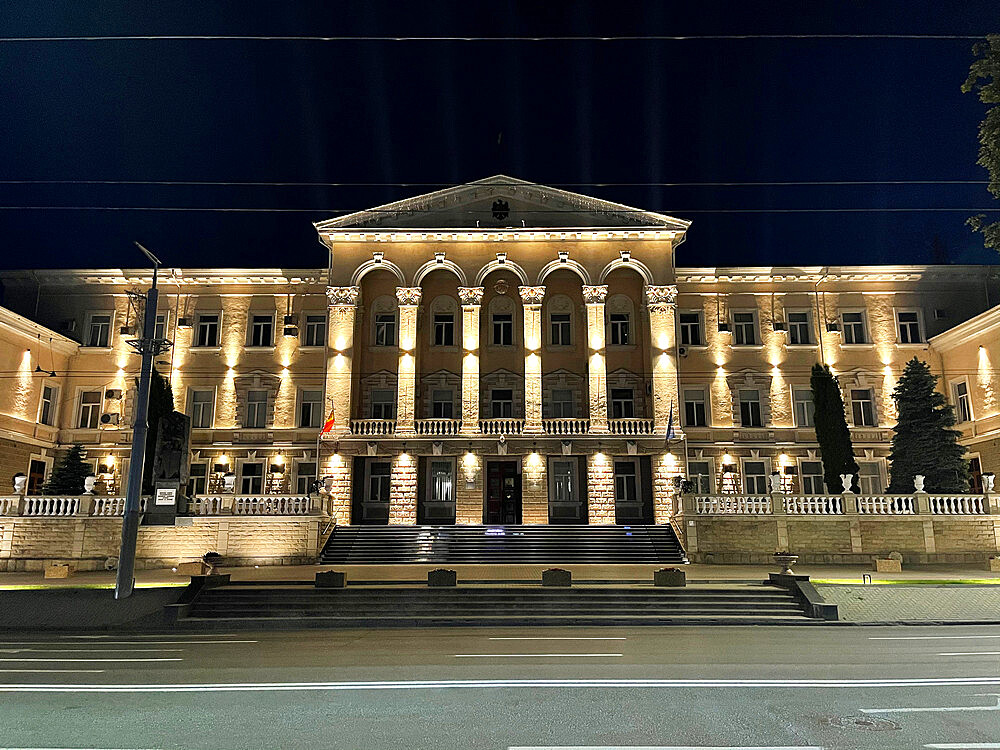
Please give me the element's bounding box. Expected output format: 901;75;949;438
607;418;656;435
349;418;396;436
478;418;525;435
542;418;591;435
414;419;462;436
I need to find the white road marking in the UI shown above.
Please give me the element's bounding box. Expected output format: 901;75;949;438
938;651;1000;656
489;637;627;641
509;746;825;750
863;695;1000;714
0;658;182;663
0;649;183;653
870;635;1000;640
925;745;1000;748
0;669;105;673
454;653;624;658
4;676;1000;692
0;640;256;646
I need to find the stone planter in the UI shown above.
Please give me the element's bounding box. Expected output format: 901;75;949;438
315;570;347;588
987;558;1000;572
653;568;686;587
874;558;902;573
44;563;75;579
772;554;798;575
428;568;457;587
542;568;572;587
176;561;211;576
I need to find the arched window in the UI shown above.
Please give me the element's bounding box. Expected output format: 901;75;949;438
545;294;575;347
606;294;635;347
429;295;459;348
369;294;398;347
487;295;517;347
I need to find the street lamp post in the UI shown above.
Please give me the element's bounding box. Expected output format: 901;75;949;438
115;243;172;600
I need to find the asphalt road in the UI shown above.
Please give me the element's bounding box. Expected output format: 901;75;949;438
0;625;999;749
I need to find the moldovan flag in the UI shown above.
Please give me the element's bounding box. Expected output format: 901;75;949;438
321;407;336;435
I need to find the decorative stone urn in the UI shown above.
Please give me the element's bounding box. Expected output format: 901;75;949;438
768;472;782;493
83;475;97;495
773;552;799;575
840;474;854;493
914;474;926;493
222;472;236;493
983;473;995;493
12;473;27;496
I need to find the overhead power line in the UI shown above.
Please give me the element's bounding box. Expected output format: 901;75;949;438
0;206;998;214
0;34;987;42
0;180;989;187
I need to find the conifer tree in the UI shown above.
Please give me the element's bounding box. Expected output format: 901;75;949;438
811;363;859;492
43;444;92;495
887;357;969;492
140;367;175;494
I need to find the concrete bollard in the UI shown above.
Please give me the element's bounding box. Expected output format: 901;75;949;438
542;568;572;587
653;568;686;587
315;570;347;588
428;568;457;587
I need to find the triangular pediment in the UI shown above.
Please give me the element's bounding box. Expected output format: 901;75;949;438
315;175;690;231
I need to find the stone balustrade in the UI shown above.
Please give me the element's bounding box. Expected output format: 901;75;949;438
21;497;81;517
232;495;312;516
349;418;397;436
929;494;986;515
542;418;591;435
688;491;993;517
0;494;315;518
857;495;915;515
414;418;462;436
607;418;656;435
695;495;772;515
478;418;526;435
785;495;844;515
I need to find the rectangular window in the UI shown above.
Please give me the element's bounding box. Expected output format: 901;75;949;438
614;461;638;504
732;311;757;346
857;461;883;494
679;312;703;346
195;313;220;347
245;390;268;428
299;389;322;428
153;312;167;341
86;314;111;348
492;313;513;346
187;462;208;496
683;388;707;427
551;389;574;418
374;313;397;346
739;389;762;427
371;389;396;419
610;388;635;419
550;313;572;345
688;460;713;493
240;462;264;494
609;313;630;345
295;462;317;494
793;388;815;428
897;310;923;344
39;384;56;426
490;389;513;418
743;460;768;494
304;315;326;347
800;460;825;494
953;381;973;423
842;311;867;344
250;314;274;347
787;311;812;345
189;389;215;429
431;389;454;418
78;390;102;429
430;460;454;503
851;388;876;427
552;460;577;504
433;313;455;346
367;462;391;504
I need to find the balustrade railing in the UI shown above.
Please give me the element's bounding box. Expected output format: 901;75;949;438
856;495;915;514
478;418;525;435
414;418;462;436
542;418;591;435
349;418;396;436
187;496;225;515
695;495;772;515
0;497;19;516
608;418;656;435
929;494;986;515
90;497;127;516
232;495;311;515
785;495;844;515
22;497;80;517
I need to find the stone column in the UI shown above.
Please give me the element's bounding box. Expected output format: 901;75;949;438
583;285;609;433
646;285;681;436
458;286;484;434
325;286;361;438
519;285;546;434
394;287;422;436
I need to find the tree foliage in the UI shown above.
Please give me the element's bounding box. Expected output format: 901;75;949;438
140;367;175;494
810;363;859;492
887;357;969;493
963;34;1000;251
43;444;92;495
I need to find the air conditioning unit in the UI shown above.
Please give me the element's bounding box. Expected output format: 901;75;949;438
105;389;123;400
717;323;732;334
177;317;192;329
100;412;120;426
773;321;787;332
826;322;841;333
283;326;299;338
119;325;133;335
678;346;689;357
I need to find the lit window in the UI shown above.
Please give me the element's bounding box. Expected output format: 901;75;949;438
430;461;453;503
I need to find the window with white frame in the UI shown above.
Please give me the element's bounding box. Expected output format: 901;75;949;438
240;462;264;494
850;388;876;426
189;389;215;429
743;460;769;494
153;312;168;340
433;313;455;346
739;389;763;427
841;311;867;344
85;313;111;348
550;313;572;346
295;462;317;494
187;462;208;495
371;389;396;419
299;389;322;428
374;313;397;346
492;313;513;346
679;311;703;346
249;313;274;347
39;384;57;426
551;389;574;418
490;388;513;418
896;310;923;344
303;314;326;346
799;460;825;494
429;460;454;503
688;460;713;493
195;313;220;347
857;461;884;494
431;389;454;418
552;460;577;503
787;310;813;345
732;311;758;346
683;388;707;427
953;380;973;423
367;462;391;505
609;313;630;345
78;390;102;429
245;390;268;428
793;387;815;428
610;388;635;419
614;461;638;504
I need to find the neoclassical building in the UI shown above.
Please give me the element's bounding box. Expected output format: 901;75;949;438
1;176;998;530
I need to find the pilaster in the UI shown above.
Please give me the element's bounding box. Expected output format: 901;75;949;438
458;286;484;434
646;285;680;436
519;285;545;434
583;285;609;433
325;286;360;438
394;287;422;436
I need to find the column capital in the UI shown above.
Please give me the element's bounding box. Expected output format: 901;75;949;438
457;286;485;306
582;284;609;305
645;284;678;310
518;285;546;305
395;286;423;306
326;286;360;307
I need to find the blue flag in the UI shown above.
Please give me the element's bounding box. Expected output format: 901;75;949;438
666;400;675;442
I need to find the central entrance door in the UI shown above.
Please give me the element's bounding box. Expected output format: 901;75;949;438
485;460;521;524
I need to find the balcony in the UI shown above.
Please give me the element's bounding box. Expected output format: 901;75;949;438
607;418;656;435
478;418;525;435
542;418;590;435
415;418;462;436
349;418;396;436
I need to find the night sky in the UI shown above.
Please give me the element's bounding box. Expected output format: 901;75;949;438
1;1;999;271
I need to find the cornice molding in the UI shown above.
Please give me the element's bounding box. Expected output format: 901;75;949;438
676;264;998;284
928;304;1000;350
0;269;327;287
0;306;79;355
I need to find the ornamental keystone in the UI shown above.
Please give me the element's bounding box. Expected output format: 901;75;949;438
518;285;546;305
582;285;609;304
395;287;423;306
326;286;360;307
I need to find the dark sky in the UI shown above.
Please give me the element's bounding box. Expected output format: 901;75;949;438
1;1;999;270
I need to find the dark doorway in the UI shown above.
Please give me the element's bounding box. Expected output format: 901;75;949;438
27;459;47;495
417;456;457;525
485;460;521;524
613;456;654;524
351;457;390;525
